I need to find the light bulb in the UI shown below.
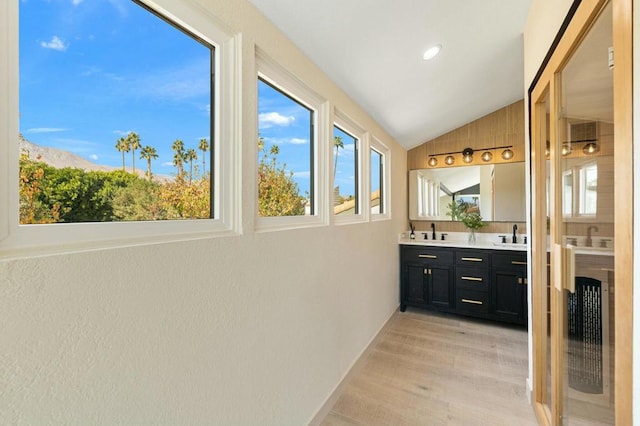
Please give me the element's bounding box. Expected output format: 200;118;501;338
444;155;455;165
501;148;514;160
427;156;438;167
481;151;493;162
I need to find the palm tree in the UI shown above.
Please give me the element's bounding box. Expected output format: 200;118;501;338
172;139;186;177
115;137;130;171
198;138;209;176
126;132;141;174
185;148;198;184
333;135;344;181
139;145;158;181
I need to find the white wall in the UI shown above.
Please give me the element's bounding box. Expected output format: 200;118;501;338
0;0;407;424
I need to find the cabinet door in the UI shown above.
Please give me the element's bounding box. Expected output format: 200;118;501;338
403;263;427;306
491;268;525;323
428;265;453;308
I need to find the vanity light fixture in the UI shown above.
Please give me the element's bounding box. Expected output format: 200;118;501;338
582;140;599;155
501;148;514;160
423;44;442;61
426;145;515;167
462;147;474;163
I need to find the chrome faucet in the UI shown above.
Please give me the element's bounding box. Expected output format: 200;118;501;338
431;223;436;240
512;224;518;243
586;225;599;247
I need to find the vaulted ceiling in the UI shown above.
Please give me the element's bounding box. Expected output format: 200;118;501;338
247;0;533;149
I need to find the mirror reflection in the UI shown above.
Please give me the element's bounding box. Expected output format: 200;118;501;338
409;163;526;222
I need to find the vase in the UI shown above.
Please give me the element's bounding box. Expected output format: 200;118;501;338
467;228;476;244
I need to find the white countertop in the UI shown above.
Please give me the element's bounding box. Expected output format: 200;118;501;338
398;232;614;256
399;232;528;251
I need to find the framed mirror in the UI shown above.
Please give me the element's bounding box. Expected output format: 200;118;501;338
408;162;526;222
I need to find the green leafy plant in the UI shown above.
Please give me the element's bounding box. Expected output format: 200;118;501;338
461;211;485;230
446;199;469;221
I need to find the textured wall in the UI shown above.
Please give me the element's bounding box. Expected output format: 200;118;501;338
0;0;407;424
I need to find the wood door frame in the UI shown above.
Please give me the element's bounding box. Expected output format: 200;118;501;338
528;0;633;424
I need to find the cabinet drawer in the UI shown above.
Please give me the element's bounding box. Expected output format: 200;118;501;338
492;252;527;270
456;289;489;314
455;250;490;267
401;246;454;265
456;267;489;292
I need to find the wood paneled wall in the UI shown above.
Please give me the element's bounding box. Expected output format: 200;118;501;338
407;100;525;170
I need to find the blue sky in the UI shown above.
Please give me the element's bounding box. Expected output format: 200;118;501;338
19;0;212;176
20;0;379;197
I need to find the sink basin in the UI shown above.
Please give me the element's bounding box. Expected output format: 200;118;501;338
492;242;528;248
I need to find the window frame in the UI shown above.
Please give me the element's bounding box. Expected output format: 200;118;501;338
255;49;329;232
369;136;391;220
332;109;367;225
0;0;241;255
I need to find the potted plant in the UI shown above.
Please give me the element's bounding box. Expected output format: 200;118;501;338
460;211;485;244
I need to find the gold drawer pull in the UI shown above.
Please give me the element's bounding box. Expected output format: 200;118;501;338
461;257;483;262
461;276;483;282
517;277;529;285
419;254;437;259
511;261;527;265
461;299;483;305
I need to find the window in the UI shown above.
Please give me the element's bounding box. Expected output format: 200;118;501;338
579;163;597;215
332;110;365;224
370;136;391;220
258;78;313;217
562;162;598;218
333;125;359;216
19;0;213;223
255;49;328;231
1;0;239;250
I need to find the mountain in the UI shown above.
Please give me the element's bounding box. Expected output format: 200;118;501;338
19;134;115;172
19;134;172;181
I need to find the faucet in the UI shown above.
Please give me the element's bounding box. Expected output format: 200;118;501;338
431;223;436;240
512;224;518;243
586;225;599;247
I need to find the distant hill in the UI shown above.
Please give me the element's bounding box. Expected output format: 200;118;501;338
19;134;172;182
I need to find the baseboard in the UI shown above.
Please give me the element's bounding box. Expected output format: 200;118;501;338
307;306;400;426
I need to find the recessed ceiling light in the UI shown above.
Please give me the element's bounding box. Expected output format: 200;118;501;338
423;44;442;61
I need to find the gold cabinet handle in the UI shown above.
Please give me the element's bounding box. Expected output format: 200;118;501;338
518;278;523;284
461;299;483;305
511;261;527;265
461;257;483;262
461;276;483;282
419;254;437;259
517;277;528;285
423;268;432;275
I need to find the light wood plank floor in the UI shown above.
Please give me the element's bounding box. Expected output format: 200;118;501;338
321;309;538;426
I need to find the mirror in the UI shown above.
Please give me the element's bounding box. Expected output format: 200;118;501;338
409;163;526;221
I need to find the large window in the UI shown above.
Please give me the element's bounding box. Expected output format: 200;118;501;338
257;78;313;217
1;0;239;250
19;0;213;223
255;49;328;231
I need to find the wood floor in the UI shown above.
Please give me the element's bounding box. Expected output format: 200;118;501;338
321;309;537;426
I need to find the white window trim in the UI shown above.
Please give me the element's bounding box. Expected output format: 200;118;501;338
370;135;391;221
0;0;241;257
255;48;329;232
332;109;368;225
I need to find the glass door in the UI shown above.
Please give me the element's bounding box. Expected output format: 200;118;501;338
530;0;632;423
556;3;614;423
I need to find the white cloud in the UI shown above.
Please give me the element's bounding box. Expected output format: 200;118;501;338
89;154;98;161
161;162;174;167
26;127;66;134
72;0;84;5
290;138;307;145
112;129;134;136
259;112;295;128
40;36;68;51
293;171;311;178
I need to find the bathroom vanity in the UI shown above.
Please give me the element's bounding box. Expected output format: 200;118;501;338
399;240;528;325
